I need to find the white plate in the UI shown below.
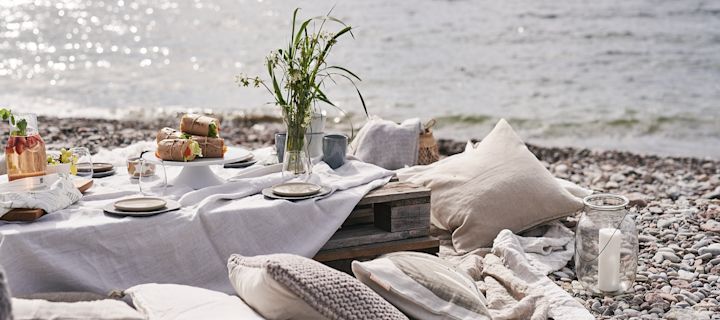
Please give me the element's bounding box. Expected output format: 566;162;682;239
142;146;253;167
104;199;181;217
114;197;167;212
262;186;332;201
272;182;322;197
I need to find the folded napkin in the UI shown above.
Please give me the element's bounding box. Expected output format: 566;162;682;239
0;174;82;216
348;117;422;170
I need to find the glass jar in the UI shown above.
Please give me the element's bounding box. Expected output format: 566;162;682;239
575;194;638;295
5;113;47;181
282;111;312;180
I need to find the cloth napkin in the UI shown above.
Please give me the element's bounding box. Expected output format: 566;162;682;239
0;174;82;216
348;117;422;170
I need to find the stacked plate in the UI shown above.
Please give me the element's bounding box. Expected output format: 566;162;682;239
223;155;257;169
262;182;331;201
78;163;116;178
104;197;180;217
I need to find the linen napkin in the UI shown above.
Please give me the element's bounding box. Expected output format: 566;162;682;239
0;174;82;216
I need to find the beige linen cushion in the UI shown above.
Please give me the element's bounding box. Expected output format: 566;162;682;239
125;283;263;320
397;119;584;252
352;252;492;320
227;253;408;320
11;298;144;320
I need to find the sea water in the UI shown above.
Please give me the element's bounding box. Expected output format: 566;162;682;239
1;0;718;157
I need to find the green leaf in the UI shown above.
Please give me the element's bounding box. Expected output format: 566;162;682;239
326;65;362;81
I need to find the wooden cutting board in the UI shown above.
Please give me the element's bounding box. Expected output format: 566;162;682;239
0;179;93;222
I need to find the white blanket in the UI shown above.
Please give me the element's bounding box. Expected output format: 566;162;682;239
0;143;393;295
440;222;593;320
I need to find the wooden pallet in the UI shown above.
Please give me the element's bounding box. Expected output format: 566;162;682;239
314;181;438;273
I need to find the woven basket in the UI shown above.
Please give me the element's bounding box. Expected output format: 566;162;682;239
418;119;440;165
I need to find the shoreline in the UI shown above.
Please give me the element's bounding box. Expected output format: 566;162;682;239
9;116;720;317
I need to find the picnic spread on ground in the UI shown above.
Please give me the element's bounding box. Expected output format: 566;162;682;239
0;113;646;320
1;7;717;320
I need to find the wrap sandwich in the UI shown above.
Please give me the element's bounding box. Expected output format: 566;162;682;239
180;114;220;138
156;127;181;143
156;139;203;162
192;136;227;158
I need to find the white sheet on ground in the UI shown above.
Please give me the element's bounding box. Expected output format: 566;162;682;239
0;142;393;295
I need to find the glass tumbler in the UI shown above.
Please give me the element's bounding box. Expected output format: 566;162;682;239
70;147;93;178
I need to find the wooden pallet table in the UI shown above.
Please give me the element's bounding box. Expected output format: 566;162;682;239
314;180;438;273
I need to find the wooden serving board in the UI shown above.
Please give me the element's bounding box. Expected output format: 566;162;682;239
0;179;93;222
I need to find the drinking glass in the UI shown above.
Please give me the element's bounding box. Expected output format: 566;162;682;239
70;147;93;178
138;158;167;197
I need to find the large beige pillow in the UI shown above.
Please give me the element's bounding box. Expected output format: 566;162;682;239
397;119;584;252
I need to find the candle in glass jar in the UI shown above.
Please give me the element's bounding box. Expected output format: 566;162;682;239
598;228;621;292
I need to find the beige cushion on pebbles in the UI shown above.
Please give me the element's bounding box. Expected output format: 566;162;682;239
227;253;408;320
352;252;492;320
397;119;585;252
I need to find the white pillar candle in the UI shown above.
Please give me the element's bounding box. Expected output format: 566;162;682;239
598;228;622;292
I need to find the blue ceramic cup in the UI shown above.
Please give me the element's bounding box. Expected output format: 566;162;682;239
275;132;286;163
323;134;348;169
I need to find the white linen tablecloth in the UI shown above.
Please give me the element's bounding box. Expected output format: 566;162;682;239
0;144;393;295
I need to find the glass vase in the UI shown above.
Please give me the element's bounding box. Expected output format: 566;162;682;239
5;113;47;181
282;118;311;180
575;194;638;295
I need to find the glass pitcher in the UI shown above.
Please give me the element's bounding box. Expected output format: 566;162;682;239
6;113;47;181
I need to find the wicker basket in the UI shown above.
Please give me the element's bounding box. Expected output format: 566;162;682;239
418;119;440;165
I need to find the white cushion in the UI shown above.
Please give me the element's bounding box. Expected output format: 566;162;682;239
397;119;585;252
352;252;491;320
227;254;408;320
11;298;144;320
125;283;263;320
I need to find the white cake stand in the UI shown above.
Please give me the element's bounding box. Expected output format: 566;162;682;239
142;146;253;190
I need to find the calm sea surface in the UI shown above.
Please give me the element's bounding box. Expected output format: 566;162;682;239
1;0;719;157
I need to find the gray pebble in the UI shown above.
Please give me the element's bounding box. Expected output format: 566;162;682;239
698;243;720;256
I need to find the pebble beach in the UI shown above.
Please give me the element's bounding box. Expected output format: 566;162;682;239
31;116;720;319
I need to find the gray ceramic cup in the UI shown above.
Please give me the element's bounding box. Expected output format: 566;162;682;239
323;134;348;169
275;133;286;163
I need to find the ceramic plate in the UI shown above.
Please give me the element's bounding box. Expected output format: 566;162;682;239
93;169;116;178
272;182;322;197
104;199;180;217
224;159;258;169
262;186;332;201
113;197;167;212
77;162;114;173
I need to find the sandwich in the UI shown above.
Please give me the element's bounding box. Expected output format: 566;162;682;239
156;139;203;162
192;136;226;158
156;127;181;143
180;114;220;138
156;128;226;158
